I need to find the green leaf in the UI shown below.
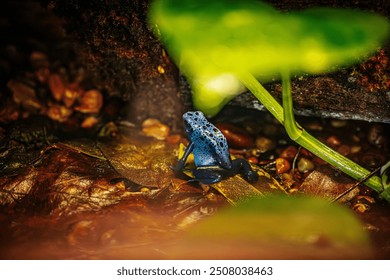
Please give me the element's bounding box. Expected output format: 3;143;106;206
380;161;390;201
149;0;390;116
175;195;373;259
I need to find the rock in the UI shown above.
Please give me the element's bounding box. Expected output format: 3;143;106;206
216;122;254;149
275;157;291;174
75;89;103;114
368;124;386;148
297;158;315;173
48;73;65;102
255;136;275;153
141;118;170;140
279;145;298;161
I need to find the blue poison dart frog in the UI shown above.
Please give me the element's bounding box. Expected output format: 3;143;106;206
173;111;259;184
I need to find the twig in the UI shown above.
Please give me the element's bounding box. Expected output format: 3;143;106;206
330;166;382;203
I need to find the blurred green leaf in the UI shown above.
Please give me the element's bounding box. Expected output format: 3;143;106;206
149;0;390;116
176;195;372;259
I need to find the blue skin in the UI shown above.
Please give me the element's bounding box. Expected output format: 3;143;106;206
174;111;258;184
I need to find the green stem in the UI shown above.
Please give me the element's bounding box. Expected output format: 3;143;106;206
238;72;284;124
238;72;384;196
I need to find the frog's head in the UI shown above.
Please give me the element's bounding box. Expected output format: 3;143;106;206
182;111;208;136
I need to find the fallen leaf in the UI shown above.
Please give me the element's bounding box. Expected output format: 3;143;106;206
98;135;177;187
300;165;359;202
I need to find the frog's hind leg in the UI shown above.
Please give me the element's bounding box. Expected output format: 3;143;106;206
231;158;259;183
191;167;225;184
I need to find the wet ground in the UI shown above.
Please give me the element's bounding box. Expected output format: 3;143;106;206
0;110;389;259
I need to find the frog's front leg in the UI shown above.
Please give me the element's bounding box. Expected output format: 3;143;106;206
173;141;195;172
191;166;228;184
231;158;259;183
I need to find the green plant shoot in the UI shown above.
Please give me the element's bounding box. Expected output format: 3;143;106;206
148;0;390;201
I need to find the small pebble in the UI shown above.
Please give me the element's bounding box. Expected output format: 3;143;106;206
8;79;42;111
140;187;151;193
48;73;65;102
275;157;291;174
255;136;275;153
368;124;386;148
63;88;80;108
166;134;182;145
337;144;350;156
352;203;370;214
352;135;360;142
47;104;73;122
330;120;348;128
142;118;170;140
248;148;261;158
30;51;49;69
75;89;103;114
279;145;298;161
98;121;119;137
297;158;315;173
350;145;362;154
157;65;165;74
306;122;323;131
326;135;341;147
216;123;254;149
247;156;259;165
81;116;99;128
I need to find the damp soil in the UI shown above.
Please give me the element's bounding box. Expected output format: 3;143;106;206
0;110;389;259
